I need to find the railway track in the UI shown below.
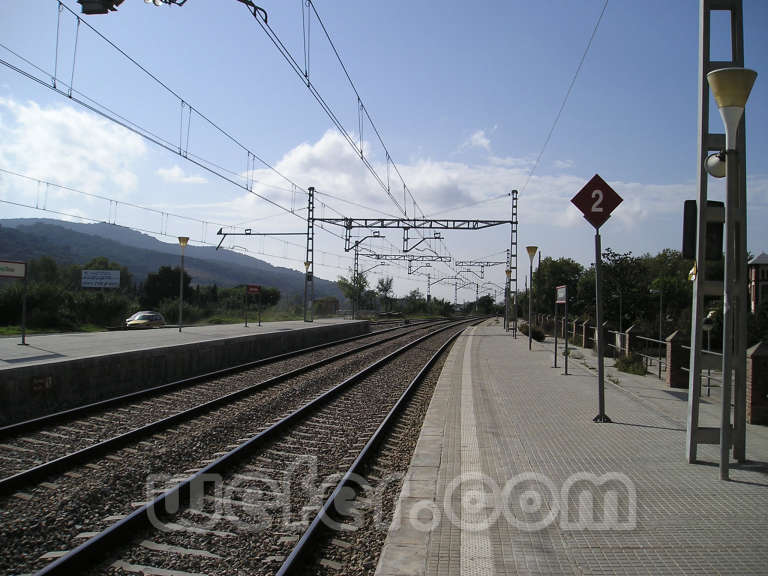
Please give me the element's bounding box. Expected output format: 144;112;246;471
0;320;440;488
0;318;478;575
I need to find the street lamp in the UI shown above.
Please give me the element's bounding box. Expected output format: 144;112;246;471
614;289;623;334
649;288;662;344
526;245;538;350
706;66;757;480
178;236;189;332
702;309;716;352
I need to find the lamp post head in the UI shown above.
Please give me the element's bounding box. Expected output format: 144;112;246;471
707;67;758;150
705;152;726;178
526;246;538;263
707;67;758;109
178;236;189;248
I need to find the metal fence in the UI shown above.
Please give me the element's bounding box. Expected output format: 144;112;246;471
681;344;722;397
606;330;626;358
634;335;667;380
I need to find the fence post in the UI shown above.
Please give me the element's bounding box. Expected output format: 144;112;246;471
581;319;590;348
747;342;768;425
624;324;637;358
665;330;688;389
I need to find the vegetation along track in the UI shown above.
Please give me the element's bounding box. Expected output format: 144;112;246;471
0;320;440;487
0;318;478;575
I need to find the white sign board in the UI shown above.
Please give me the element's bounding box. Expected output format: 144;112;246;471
82;269;120;288
556;285;567;304
0;260;26;279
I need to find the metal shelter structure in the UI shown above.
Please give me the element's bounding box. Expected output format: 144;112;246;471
304;214;512;317
454;260;507;280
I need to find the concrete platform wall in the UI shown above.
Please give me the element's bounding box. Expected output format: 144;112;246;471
0;322;369;426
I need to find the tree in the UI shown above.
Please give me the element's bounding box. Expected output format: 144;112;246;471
402;289;426;314
532;257;583;316
29;256;60;284
141;266;191;308
337;272;368;314
476;294;496;314
376;277;394;311
600;249;649;329
642;249;693;334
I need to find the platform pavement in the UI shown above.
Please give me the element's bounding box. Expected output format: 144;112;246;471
375;318;768;576
0;318;356;370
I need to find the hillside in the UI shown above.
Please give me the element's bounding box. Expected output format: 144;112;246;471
0;219;343;300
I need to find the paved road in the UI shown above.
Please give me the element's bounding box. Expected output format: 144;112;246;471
376;318;768;575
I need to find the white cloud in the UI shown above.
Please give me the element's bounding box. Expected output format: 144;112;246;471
461;129;492;153
212;129;715;239
0;98;145;197
156;165;207;184
553;159;574;170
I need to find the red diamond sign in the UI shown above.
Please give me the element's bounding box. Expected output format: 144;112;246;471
571;174;622;230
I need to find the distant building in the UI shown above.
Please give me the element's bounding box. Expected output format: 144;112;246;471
748;252;768;314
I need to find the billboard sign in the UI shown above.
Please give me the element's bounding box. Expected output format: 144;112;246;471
0;260;26;279
82;269;120;289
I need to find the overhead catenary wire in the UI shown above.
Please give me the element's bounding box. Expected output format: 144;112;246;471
1;2;510;298
246;0;428;222
519;0;609;195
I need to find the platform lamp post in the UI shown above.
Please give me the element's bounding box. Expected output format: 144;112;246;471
705;67;757;480
650;287;662;342
650;287;663;374
178;236;189;332
526;245;538;350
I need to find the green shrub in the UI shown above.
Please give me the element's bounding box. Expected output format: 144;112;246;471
519;322;546;342
615;353;647;375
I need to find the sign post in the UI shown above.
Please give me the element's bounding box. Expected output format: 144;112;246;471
247;285;262;327
555;285;567;370
571;174;622;423
0;261;28;345
244;286;248;327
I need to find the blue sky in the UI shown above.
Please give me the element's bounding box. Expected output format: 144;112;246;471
1;0;766;302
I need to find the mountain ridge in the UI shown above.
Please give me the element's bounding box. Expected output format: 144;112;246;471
0;218;343;300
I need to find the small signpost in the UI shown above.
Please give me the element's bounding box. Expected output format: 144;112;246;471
555;285;567;373
246;284;262;327
1;260;28;345
571;174;622;423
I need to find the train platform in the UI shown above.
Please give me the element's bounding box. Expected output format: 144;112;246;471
0;318;358;370
0;318;369;426
375;318;768;575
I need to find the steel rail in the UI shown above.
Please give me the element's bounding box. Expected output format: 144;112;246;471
0;320;445;496
34;318;477;575
276;320;479;575
0;320;435;438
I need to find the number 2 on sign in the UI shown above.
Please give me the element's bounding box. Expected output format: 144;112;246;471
591;189;604;213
